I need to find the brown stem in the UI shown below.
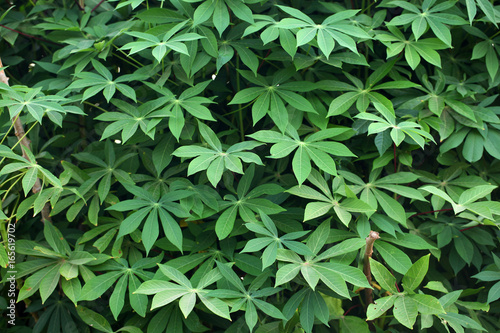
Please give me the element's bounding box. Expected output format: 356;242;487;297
0;58;50;223
364;230;380;307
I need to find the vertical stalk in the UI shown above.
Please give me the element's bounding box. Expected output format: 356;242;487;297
363;230;380;306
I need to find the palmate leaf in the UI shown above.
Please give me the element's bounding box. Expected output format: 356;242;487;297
241;211;311;268
214;166;284;240
275;5;370;58
107;184;192;252
229;70;316;131
135;265;229;320
173;122;263;188
65;59;136;103
249;127;355;185
122;21;204;62
385;0;467;47
193;0;253;36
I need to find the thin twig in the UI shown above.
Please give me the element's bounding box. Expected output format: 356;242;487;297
91;0;106;12
393;143;397;173
0;25;60;45
0;58;50;223
409;208;453;218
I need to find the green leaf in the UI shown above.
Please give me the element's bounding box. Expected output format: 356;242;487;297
458;185;496;205
245;300;258;331
301;264;320;289
292;146;311;185
216;261;246;293
306;219;330;255
314;266;350;298
80;271;122;301
77;306;113;333
487;280;500;304
340;316;370;332
179;292;196;318
253;298;286;320
198;120;221;151
315;262;371;288
216;204;238;240
328;92;358;116
44;221;70;256
373;190;407;227
314;238;365;262
300;291;315;333
22;167;38;196
374;241;412;275
110;275;128;320
402;254;430;292
40;263;61;303
439;313;486;331
61;278;81;305
410;294;445;314
151;287;190;310
117;207;150;238
445;99;476;122
393;296;418;329
366;295;396;320
275;264;301;286
152;135;175;175
159;208;184;252
369;258;398;293
462;131;484;163
198;295;231;320
129;274;148;317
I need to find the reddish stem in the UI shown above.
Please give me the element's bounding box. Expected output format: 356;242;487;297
91;0;106;12
257;49;272;73
393;143;397;173
344;304;361;316
459;225;483;232
0;25;59;45
409;208;453;218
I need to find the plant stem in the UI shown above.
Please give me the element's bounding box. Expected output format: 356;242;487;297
409;208;453;218
393;143;397;173
363;230;380;307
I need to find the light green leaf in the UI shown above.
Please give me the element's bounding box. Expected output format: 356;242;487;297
275;264;301;286
292;146;311;185
198;295;231;320
216;204;238;240
374;241;412;275
393;296;418;329
369;258;398;293
410;294;445;315
80;271;122;301
373;190;407;227
402;254;430;292
366;295;396;320
304;201;333;221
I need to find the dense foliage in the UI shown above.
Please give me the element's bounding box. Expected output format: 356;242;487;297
1;0;500;332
